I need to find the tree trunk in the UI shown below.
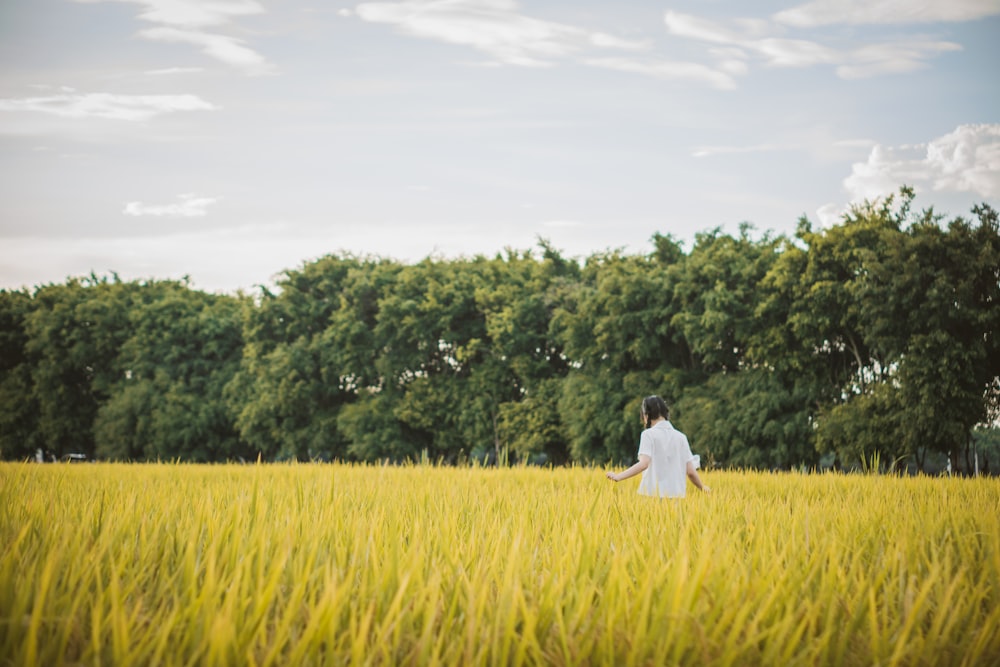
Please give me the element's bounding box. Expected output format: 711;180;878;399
492;409;502;466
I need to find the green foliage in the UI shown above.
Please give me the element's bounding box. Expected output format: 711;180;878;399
338;390;423;461
94;283;247;461
766;191;1000;472
0;289;39;459
675;369;817;470
1;191;997;470
551;251;691;463
23;276;134;459
670;223;781;374
229;255;372;461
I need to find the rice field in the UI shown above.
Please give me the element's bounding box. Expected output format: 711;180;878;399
1;462;999;666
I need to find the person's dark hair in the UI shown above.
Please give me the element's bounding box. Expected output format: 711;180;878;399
641;395;670;425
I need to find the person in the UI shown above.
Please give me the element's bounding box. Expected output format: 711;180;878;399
605;395;710;498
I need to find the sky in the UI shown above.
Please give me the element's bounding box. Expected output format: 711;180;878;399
1;0;998;293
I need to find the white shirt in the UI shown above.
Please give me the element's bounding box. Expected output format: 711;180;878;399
636;420;697;498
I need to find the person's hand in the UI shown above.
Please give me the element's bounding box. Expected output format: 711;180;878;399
702;485;711;493
606;471;619;482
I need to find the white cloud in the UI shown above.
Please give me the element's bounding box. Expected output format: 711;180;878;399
844;124;1000;201
137;0;263;28
139;27;275;74
751;38;838;67
0;92;217;121
350;1;746;88
75;0;265;28
353;1;952;89
123;193;220;217
584;57;736;90
775;0;1000;28
663;10;745;43
75;0;272;73
815;202;847;227
926;125;1000;195
836;40;962;78
353;0;647;67
663;9;963;81
709;47;751;75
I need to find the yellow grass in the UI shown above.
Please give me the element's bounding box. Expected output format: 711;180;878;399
2;462;999;666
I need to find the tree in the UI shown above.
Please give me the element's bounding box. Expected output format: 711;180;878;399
670;223;781;375
674;368;818;470
754;190;1000;472
230;255;371;460
0;289;40;459
553;251;687;463
5;189;995;471
850;203;1000;471
483;245;578;464
25;275;134;459
94;282;247;461
363;257;494;462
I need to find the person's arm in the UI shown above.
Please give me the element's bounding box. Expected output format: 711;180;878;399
606;454;651;482
686;460;710;492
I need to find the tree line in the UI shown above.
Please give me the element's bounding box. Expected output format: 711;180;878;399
2;189;998;472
